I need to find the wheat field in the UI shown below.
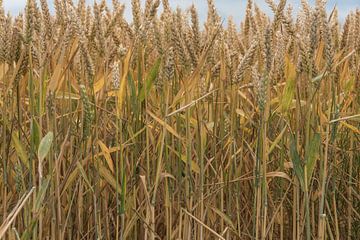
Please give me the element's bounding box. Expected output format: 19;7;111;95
0;0;359;239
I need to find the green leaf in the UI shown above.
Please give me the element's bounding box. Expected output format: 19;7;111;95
128;72;137;112
20;220;37;240
12;132;29;169
290;135;304;190
138;58;161;102
311;72;327;84
305;133;321;185
38;132;54;162
34;176;51;211
30;119;40;149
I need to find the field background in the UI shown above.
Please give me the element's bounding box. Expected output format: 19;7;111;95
0;0;359;239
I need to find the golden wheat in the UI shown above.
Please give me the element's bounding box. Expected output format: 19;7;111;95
0;0;359;239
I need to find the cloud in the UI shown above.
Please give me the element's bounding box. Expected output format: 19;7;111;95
3;0;26;14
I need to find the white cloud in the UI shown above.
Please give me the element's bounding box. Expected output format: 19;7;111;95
3;0;26;14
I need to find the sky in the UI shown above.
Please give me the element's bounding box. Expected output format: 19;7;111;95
2;0;359;24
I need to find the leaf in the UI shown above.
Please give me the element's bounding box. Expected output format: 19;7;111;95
268;126;287;155
55;92;81;100
280;56;296;113
341;121;360;134
236;108;246;118
97;140;115;173
19;220;37;240
147;110;183;140
180;154;200;174
138;58;161;102
11;132;29;169
127;73;138;113
107;90;116;97
117;48;132;115
344;77;355;94
305;133;320;185
266;171;292;182
34;177;50;211
167;145;200;174
200;124;207;156
76;162;94;192
311;72;327;85
290;135;304;190
93;75;105;93
38;132;54;162
98;162;122;195
238;90;256;109
48;39;79;93
30;119;40;150
210;206;236;230
61;167;79;195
